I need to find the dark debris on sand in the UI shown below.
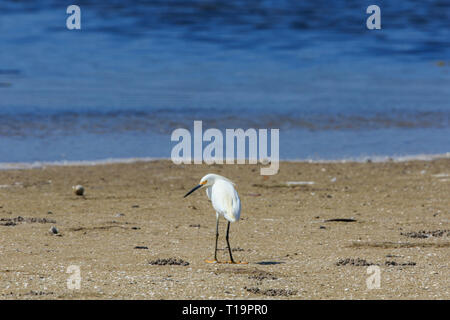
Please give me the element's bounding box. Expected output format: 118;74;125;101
325;218;357;223
217;247;245;252
0;216;56;226
400;229;450;239
1;290;54;298
337;258;416;267
248;271;278;281
244;287;297;296
336;258;375;266
385;261;416;266
149;258;190;266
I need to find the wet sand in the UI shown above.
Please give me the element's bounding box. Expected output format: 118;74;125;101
0;159;449;299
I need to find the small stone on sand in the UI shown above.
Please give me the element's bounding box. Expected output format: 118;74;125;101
49;226;59;235
73;185;85;196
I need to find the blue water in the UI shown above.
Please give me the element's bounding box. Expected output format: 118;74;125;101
0;0;449;163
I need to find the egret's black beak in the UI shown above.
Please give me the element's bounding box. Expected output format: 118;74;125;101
184;184;202;198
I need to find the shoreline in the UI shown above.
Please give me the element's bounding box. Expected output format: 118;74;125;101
0;152;449;171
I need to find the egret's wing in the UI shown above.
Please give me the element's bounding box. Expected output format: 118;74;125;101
212;190;231;215
211;180;240;222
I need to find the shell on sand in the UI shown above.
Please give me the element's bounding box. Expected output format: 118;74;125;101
49;226;59;235
72;185;85;196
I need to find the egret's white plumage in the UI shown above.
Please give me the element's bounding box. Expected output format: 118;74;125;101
184;173;244;264
203;174;241;223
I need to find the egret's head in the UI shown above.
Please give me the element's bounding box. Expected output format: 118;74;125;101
184;174;231;198
199;174;218;187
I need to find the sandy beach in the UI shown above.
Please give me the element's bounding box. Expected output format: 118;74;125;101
0;159;449;299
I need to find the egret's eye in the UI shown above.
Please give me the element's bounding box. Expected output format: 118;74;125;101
201;180;207;185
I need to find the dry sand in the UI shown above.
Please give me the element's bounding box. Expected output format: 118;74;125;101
0;159;449;299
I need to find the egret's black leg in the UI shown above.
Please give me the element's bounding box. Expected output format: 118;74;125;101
225;221;235;263
214;215;219;261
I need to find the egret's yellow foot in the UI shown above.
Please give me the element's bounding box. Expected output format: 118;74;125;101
205;259;219;264
223;260;249;264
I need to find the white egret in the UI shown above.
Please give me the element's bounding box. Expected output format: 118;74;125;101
184;173;245;264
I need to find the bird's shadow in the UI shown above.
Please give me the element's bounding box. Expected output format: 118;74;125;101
255;261;285;265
